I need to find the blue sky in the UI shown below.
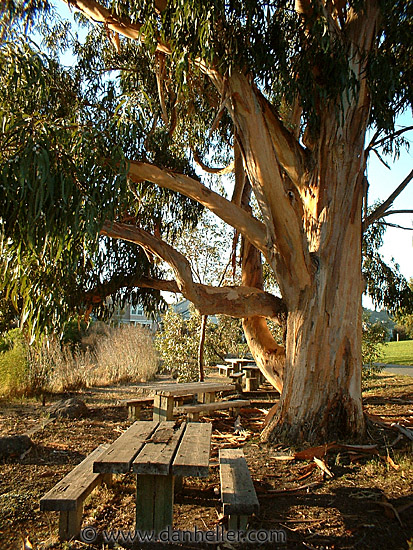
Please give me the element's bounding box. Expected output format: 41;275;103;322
365;111;413;281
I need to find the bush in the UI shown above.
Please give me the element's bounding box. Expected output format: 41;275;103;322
0;329;30;397
155;306;251;382
362;314;387;377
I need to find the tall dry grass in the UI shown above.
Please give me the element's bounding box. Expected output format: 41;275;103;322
0;323;158;397
93;323;158;385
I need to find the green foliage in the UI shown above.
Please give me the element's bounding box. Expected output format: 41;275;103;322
0;328;29;396
393;314;413;340
0;1;412;344
0;30;203;337
155;305;248;382
362;313;388;377
362;219;413;313
155;307;201;382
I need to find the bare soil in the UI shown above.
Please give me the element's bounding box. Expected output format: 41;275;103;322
0;372;412;550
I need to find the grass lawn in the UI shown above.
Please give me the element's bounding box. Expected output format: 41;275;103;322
380;339;413;365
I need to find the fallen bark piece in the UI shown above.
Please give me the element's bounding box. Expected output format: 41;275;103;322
383;455;400;471
313;457;334;478
266;481;321;494
271;454;295;461
375;498;403;526
294;443;339;460
0;435;33;459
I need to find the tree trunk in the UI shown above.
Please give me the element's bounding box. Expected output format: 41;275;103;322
262;184;366;444
198;314;207;382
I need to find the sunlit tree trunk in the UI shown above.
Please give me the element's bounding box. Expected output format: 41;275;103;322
198;314;207;382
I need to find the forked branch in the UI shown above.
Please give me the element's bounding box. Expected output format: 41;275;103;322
101;220;287;320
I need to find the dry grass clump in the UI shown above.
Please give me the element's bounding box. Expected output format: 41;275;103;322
93;323;158;385
1;323;158;397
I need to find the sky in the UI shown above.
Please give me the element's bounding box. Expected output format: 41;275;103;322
365;111;413;281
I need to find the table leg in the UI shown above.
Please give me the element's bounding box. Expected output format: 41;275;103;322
199;391;215;404
153;395;174;421
136;474;174;533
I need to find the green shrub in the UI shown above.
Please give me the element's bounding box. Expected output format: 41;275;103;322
0;329;30;397
155;306;250;382
362;313;387;377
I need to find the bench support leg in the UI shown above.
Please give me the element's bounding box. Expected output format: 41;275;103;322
187;412;200;422
228;514;248;531
136;474;174;533
58;506;83;541
128;404;142;420
153;395;174;421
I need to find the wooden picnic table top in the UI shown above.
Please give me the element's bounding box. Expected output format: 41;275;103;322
93;420;212;477
143;381;235;397
225;358;256;365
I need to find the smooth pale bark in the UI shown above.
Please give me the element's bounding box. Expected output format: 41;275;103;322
239;174;285;393
262;191;365;442
198;315;207;382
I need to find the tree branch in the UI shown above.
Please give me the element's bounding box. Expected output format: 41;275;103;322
84;275;180;305
364;169;413;227
379;210;413;218
62;0;171;54
192;149;234;175
127;159;270;259
101;221;287;320
226;72;312;294
366;125;413;151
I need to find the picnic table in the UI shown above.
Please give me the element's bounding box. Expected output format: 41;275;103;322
241;364;264;390
143;381;235;421
94;420;212;532
225;358;256;374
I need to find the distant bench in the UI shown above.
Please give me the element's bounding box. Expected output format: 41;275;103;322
177;399;250;422
40;444;111;540
125;395;195;420
124;396;155;419
219;448;259;530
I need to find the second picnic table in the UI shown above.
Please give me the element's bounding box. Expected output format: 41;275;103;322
143;381;236;421
94;420;212;532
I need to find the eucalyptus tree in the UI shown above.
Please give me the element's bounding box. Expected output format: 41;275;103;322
1;0;413;443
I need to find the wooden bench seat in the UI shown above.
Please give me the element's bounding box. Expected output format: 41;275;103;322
217;364;233;376
125;396;155;419
177;399;250;422
40;444;111;540
219;448;259;530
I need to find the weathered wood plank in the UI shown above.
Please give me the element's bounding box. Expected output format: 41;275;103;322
219;448;259;516
136;474;174;532
93;421;158;474
125;397;155;405
40;444;109;512
145;382;235;397
172;423;212;477
153;395;174;421
132;422;185;475
177;399;250;414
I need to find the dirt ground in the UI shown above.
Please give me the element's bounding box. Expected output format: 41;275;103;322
0;372;412;550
